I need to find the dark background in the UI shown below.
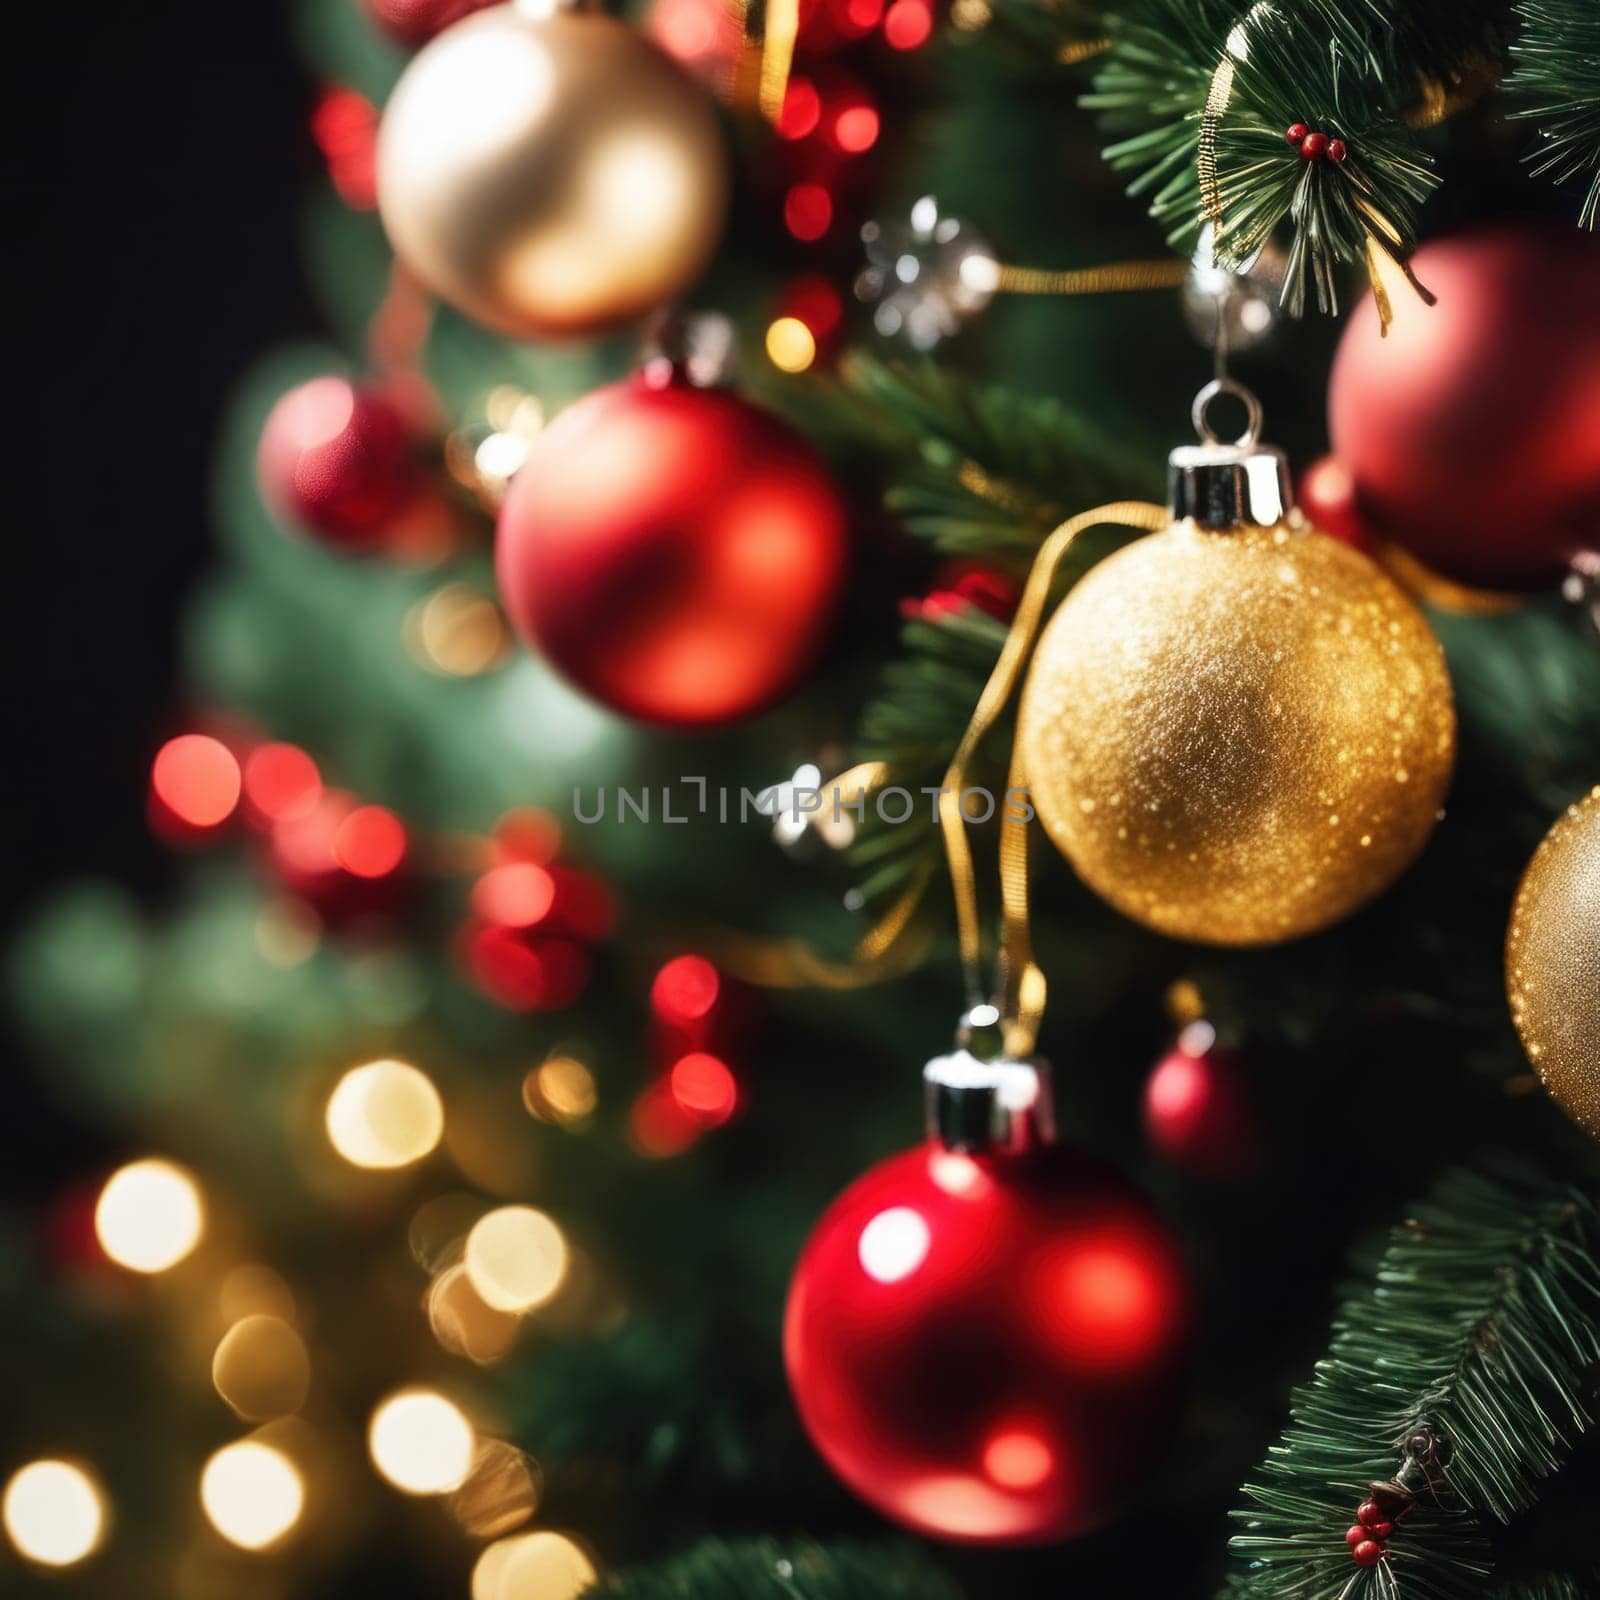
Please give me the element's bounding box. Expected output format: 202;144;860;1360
4;0;317;1200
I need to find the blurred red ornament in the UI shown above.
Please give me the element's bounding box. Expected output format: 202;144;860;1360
364;0;493;46
258;377;422;551
1142;1027;1262;1180
310;85;379;209
149;734;242;844
1298;455;1371;550
903;561;1021;625
269;789;409;925
785;1141;1187;1543
1328;222;1600;591
496;373;849;726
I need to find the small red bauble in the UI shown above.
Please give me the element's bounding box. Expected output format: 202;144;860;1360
1327;138;1347;163
1141;1037;1260;1180
1298;455;1372;550
258;377;420;551
364;0;493;46
1328;222;1600;590
1300;130;1329;161
496;375;849;727
784;1142;1188;1544
1356;1499;1384;1527
1352;1539;1385;1568
1345;1525;1367;1548
1285;122;1309;146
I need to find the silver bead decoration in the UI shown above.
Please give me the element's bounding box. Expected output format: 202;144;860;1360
856;196;998;350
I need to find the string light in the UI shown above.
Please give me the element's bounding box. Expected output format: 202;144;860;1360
472;1530;596;1600
325;1059;444;1170
3;1460;106;1567
94;1159;205;1273
766;316;818;373
465;1207;568;1314
200;1440;304;1550
368;1389;475;1495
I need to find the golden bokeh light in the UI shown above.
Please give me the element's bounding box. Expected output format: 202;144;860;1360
472;1530;597;1600
218;1263;297;1326
449;1439;540;1540
325;1059;444;1170
212;1315;312;1421
521;1057;597;1125
464;1206;568;1314
95;1158;205;1273
3;1460;106;1567
200;1440;304;1551
404;583;512;677
765;316;816;374
368;1389;475;1495
428;1263;523;1365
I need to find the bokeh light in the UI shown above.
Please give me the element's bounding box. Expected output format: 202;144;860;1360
465;1206;568;1314
669;1052;737;1125
3;1460;106;1567
783;183;832;243
243;743;322;824
650;955;720;1026
472;1530;596;1600
369;1389;476;1495
94;1159;205;1273
428;1263;523;1364
333;805;407;879
777;77;821;140
200;1440;304;1550
212;1314;311;1421
325;1059;444;1170
473;863;556;929
766;317;818;374
449;1439;540;1539
521;1057;597;1125
884;0;934;48
151;734;242;831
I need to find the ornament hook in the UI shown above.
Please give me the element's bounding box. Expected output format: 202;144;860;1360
1191;376;1263;449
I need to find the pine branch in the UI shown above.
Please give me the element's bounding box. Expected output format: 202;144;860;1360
1507;0;1600;227
584;1537;964;1599
1222;1161;1600;1600
845;354;1158;560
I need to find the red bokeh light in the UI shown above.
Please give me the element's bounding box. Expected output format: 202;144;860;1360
777;77;822;141
669;1052;738;1124
784;183;834;242
467;926;590;1011
310;85;379;210
883;0;933;49
831;103;880;154
151;735;242;832
982;1427;1056;1490
630;1082;701;1158
781;276;845;340
651;955;722;1027
472;862;557;929
491;807;561;865
243;743;322;825
333;805;407;879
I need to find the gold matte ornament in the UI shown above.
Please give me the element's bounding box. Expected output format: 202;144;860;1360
1016;517;1457;945
1506;787;1600;1137
377;2;728;339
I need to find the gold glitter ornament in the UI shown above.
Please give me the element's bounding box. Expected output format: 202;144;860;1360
1016;381;1456;946
1506;787;1600;1137
377;1;728;340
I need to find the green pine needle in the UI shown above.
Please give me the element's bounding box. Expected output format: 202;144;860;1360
1507;1;1600;227
583;1537;964;1599
1223;1162;1600;1600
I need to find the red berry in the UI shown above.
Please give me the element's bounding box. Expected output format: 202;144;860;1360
1352;1540;1384;1568
1300;131;1330;161
1370;1520;1395;1540
1345;1525;1367;1548
1356;1499;1384;1528
1327;138;1348;163
1286;122;1309;146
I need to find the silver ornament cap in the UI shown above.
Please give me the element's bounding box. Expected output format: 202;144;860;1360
1169;378;1292;530
923;1047;1055;1154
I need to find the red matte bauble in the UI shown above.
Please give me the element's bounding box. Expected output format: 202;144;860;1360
364;0;493;46
496;375;849;726
1142;1044;1261;1180
784;1142;1188;1544
258;377;420;551
1297;456;1372;551
1328;223;1600;590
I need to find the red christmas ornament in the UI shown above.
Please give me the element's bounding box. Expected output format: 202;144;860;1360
364;0;493;46
1299;130;1330;161
1328;222;1600;590
258;377;422;551
1141;1028;1261;1180
1326;138;1347;163
785;1054;1187;1544
1298;455;1372;550
1285;122;1309;146
496;373;849;727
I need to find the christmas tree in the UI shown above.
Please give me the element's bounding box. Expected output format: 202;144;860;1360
6;0;1600;1597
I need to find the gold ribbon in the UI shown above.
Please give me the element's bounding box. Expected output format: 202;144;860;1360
991;258;1189;295
733;0;801;122
937;501;1168;1051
